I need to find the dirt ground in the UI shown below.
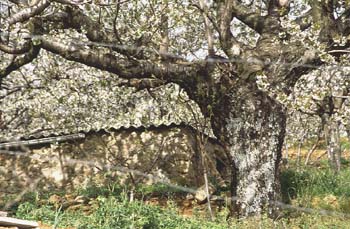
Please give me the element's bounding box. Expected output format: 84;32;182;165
283;148;350;162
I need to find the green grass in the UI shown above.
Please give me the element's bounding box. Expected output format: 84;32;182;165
4;162;350;228
281;166;350;200
342;140;350;151
15;194;228;228
13;195;350;229
280;164;350;215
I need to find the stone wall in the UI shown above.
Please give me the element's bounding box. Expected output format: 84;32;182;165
0;126;229;196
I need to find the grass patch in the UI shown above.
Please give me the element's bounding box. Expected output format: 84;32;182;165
4;161;350;228
281;164;350;213
136;183;187;197
15;193;228;229
13;195;350;229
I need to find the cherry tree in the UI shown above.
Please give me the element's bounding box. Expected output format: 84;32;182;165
291;67;350;171
1;0;350;217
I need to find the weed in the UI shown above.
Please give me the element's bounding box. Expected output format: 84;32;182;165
8;161;350;228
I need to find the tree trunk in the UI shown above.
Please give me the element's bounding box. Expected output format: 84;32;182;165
324;117;341;172
211;84;286;217
304;134;320;166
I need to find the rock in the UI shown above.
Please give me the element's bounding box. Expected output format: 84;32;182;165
0;212;7;217
210;195;223;201
61;195;91;211
66;204;84;212
185;193;194;200
64;194;75;202
217;180;228;189
74;195;89;204
48;194;62;206
182;199;192;207
194;183;216;204
0;217;38;229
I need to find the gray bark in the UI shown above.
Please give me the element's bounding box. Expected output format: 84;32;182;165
324;118;342;172
304;135;320;166
211;85;286;217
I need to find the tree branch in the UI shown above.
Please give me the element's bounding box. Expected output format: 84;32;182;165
336;5;350;37
0;45;40;88
190;3;219;34
61;6;149;59
231;1;266;34
7;0;26;5
293;9;312;31
0;40;31;54
8;0;50;25
211;0;246;58
309;0;336;43
159;0;169;60
38;37;201;85
198;0;214;56
217;0;234;57
118;78;166;90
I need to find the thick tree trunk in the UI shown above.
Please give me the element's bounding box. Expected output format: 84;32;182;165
211;85;286;217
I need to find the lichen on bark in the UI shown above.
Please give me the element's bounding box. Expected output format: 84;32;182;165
211;83;286;217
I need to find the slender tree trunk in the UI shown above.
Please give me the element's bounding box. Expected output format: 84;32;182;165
159;0;169;59
284;138;289;163
324;117;341;172
211;85;286;217
199;0;214;56
305;132;321;166
296;134;305;168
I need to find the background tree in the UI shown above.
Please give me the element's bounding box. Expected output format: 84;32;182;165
1;0;350;217
292;68;350;171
